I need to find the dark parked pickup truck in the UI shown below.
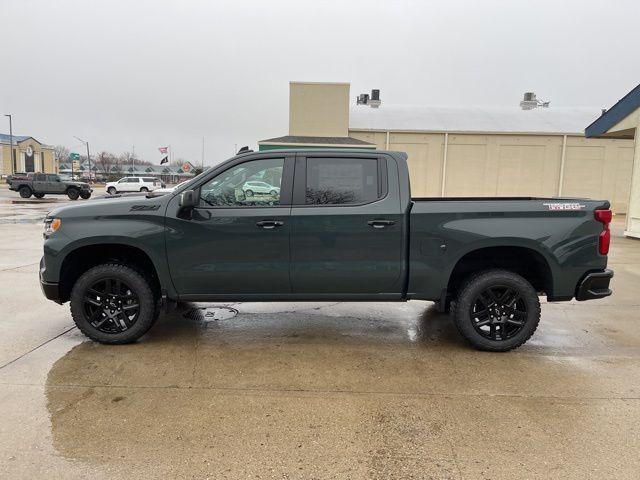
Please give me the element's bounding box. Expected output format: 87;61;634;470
39;149;613;351
10;173;92;200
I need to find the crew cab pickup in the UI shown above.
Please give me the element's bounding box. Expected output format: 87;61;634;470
39;150;613;351
10;173;92;200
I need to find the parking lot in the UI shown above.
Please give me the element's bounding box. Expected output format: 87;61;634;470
0;183;639;479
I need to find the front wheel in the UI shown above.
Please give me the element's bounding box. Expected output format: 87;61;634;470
107;187;117;195
34;192;45;199
244;189;253;197
70;263;157;344
80;191;91;199
67;188;80;200
19;186;32;198
453;269;540;352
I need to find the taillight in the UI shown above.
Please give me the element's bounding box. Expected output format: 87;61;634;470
595;209;612;255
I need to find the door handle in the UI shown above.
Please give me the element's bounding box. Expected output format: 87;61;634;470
367;219;395;229
256;220;284;229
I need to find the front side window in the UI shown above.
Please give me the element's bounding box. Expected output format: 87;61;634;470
305;157;379;205
200;158;283;207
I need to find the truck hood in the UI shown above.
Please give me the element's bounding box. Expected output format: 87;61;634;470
47;193;170;219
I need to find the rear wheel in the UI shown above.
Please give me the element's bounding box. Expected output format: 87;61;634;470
34;192;45;199
453;269;540;352
244;189;253;197
70;264;157;344
19;186;32;198
80;191;91;199
107;187;117;195
67;188;80;200
270;189;277;196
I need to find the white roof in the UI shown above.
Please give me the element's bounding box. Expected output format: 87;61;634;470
349;105;603;135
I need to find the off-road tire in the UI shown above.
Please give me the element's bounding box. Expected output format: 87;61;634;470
34;192;45;199
19;186;32;198
70;263;157;344
67;188;80;200
107;187;117;195
453;269;541;352
80;191;91;200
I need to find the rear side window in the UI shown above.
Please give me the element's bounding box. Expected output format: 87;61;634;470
127;178;140;183
143;177;155;182
305;157;379;205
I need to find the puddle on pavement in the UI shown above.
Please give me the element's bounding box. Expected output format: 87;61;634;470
38;301;627;478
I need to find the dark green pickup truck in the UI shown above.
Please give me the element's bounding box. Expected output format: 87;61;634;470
40;149;613;351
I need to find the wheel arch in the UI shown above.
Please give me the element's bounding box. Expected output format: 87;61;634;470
58;243;162;303
446;244;554;300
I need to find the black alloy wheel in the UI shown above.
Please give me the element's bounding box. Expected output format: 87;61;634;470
67;188;80;200
470;286;527;341
82;278;141;334
453;269;541;351
70;263;159;344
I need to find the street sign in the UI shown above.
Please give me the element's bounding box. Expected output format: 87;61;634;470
72;160;81;171
70;152;80;160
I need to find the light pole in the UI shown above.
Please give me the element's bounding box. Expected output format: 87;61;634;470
73;136;92;182
4;114;14;174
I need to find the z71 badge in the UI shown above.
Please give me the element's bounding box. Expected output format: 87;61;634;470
543;202;585;211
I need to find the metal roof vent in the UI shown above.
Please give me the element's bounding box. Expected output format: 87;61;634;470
520;92;550;110
357;89;382;108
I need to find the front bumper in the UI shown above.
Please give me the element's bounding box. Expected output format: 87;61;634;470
575;269;613;301
39;256;62;303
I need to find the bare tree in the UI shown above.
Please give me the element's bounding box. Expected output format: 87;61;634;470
53;145;70;167
95;151;118;180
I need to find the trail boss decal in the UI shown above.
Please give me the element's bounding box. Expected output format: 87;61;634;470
543;202;586;211
130;204;161;212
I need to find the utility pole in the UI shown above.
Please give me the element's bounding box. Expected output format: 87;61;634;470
201;137;205;170
4;114;14;174
74;136;92;182
132;145;135;173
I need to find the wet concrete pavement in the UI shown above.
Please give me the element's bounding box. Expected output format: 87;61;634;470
1;186;639;479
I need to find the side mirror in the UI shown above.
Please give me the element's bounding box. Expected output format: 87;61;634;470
179;190;198;209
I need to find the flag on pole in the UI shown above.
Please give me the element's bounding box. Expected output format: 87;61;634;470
158;146;168;154
160;156;168;165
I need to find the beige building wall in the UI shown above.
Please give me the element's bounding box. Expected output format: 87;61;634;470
0;141;56;175
289;82;350;137
350;130;634;213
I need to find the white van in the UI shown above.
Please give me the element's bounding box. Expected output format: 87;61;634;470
106;177;162;195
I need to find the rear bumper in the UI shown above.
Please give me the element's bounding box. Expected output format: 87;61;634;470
575;269;613;301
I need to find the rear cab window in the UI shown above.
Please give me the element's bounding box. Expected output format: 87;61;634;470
294;155;386;206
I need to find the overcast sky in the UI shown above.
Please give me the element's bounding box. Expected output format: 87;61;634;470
1;0;639;165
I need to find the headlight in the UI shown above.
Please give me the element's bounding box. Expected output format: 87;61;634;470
44;217;61;237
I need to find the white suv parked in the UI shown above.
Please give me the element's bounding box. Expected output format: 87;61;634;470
242;180;280;197
106;177;162;195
